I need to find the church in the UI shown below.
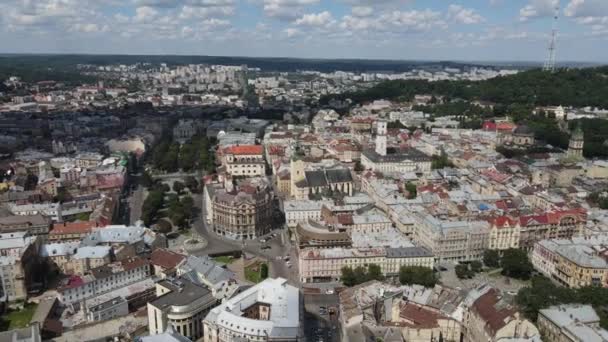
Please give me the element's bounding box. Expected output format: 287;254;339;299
361;120;432;174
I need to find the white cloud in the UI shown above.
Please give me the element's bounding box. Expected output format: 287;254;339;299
338;9;446;35
519;0;558;22
351;6;373;17
284;27;300;37
564;0;608;37
262;0;320;19
134;6;159;23
179;5;234;19
70;23;109;33
134;0;234;8
565;0;608;17
447;5;485;24
294;11;334;27
340;0;409;5
382;10;447;31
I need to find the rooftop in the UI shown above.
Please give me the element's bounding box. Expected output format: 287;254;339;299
150;278;213;311
204;278;299;339
225;145;264;155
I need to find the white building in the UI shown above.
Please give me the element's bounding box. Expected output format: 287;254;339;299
58;257;150;305
222;145;266;177
148;278;217;341
298;246;434;283
284;200;331;227
203;277;300;342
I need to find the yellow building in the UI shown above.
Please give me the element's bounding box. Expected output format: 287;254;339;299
487;216;520;251
552;245;608;288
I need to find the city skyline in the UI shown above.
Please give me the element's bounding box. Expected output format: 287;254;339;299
0;0;607;62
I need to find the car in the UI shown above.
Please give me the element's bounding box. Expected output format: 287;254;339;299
261;246;271;250
260;239;266;243
320;306;327;310
283;256;290;261
325;289;334;294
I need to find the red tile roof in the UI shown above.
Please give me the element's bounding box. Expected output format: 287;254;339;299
226;145;264;155
150;248;186;270
121;257;150;272
471;288;517;335
399;302;446;328
487;216;519;228
50;221;99;235
337;214;354;225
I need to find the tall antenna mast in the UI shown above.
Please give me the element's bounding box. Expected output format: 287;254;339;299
543;3;559;72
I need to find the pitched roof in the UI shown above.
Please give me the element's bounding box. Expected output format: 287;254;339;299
50;221;99;235
150;248;186;270
471;288;517;335
225;145;263;155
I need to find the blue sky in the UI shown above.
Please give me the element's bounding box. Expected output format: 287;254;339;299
0;0;606;62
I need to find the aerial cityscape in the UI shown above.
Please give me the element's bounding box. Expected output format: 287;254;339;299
1;1;608;342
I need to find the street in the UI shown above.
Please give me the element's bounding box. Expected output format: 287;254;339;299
129;185;144;225
191;190;298;282
303;294;340;342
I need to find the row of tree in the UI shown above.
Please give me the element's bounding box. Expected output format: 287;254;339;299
322;67;608;109
455;261;483;279
483;249;534;280
341;265;437;288
516;276;608;329
150;134;216;173
141;182;194;229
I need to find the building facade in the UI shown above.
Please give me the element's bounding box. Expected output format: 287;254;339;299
203;278;300;342
298;246;434;283
223;145;266;177
209;179;274;240
531;236;608;289
148;278;218;341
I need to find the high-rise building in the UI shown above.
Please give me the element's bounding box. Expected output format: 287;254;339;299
375;120;387;156
567;123;585;160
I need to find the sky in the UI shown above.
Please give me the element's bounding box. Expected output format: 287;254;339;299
0;0;606;62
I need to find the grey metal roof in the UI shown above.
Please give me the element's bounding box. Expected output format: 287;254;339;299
325;169;353;184
362;147;431;163
150;278;213;310
178;255;236;287
305;170;328;188
385;247;433;258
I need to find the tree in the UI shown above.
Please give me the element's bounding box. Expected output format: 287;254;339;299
54;187;70;203
501;248;533;280
470;260;483;273
431;147;454;170
181;196;194;214
399;266;437;287
156;219;173;234
173;181;185;194
140;171;154;188
341;264;384;286
405;182;417;199
141;189;165;226
260;263;269;280
353;266;368;285
483;250;500;268
341;266;356;287
354;161;364;172
455;264;474;279
367;264;384;282
185;176;200;193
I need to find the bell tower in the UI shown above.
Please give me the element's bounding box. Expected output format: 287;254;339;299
375;120;387;156
567;123;584;160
